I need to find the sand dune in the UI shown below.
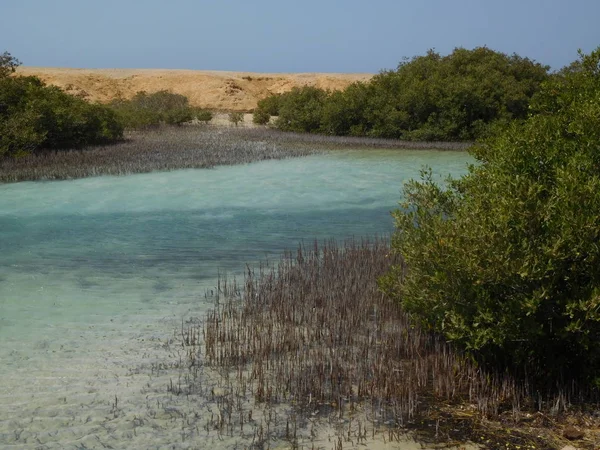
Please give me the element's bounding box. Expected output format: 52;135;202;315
16;67;373;111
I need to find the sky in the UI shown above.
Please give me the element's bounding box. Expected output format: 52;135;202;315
1;0;599;73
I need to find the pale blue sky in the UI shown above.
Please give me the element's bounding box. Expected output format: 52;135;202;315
1;0;598;73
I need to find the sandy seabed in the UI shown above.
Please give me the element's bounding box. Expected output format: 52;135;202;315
0;292;478;449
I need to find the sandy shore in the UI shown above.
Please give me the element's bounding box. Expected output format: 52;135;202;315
15;67;373;111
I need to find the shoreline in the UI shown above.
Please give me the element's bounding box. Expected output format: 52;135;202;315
0;125;470;184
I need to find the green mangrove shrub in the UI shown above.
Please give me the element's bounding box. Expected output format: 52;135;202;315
320;82;371;136
260;47;549;141
366;47;548;140
252;93;282;124
228;111;244;126
0;71;123;157
381;48;600;385
252;107;271;125
195;108;213;122
275;86;329;133
109;90;208;128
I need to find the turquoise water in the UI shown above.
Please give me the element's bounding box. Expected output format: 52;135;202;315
0;150;472;449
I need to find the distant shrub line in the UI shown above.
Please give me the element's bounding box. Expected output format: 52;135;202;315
1;70;124;158
109;90;212;129
2;46;554;157
0;51;213;158
254;47;551;141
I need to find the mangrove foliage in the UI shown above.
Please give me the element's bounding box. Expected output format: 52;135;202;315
254;47;550;141
381;47;600;388
0;53;123;157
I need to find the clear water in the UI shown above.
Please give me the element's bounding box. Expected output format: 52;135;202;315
0;150;472;449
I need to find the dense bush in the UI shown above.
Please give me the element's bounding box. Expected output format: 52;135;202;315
260;47;549;141
0;73;123;158
109;90;211;128
195;108;213;123
366;48;549;140
252;107;271;125
320;82;371;136
381;48;600;385
274;86;329;133
252;93;282;124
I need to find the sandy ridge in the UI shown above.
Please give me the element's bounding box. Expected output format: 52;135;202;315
15;67;373;111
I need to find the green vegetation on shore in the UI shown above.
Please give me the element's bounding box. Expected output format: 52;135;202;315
109;90;212;129
382;47;600;388
0;51;212;158
0;46;567;159
254;47;550;141
0;52;123;157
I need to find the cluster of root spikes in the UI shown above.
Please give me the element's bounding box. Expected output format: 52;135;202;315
0;125;470;183
0;126;317;183
172;238;540;447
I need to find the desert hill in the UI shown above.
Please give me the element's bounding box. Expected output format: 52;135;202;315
15;67;373;112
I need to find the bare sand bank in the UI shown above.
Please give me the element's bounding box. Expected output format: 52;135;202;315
15;67;373;111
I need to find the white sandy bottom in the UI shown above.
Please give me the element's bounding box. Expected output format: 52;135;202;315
0;297;479;450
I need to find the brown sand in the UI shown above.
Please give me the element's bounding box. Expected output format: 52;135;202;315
15;67;373;111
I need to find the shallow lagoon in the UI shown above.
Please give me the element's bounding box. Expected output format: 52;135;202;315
0;149;472;449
